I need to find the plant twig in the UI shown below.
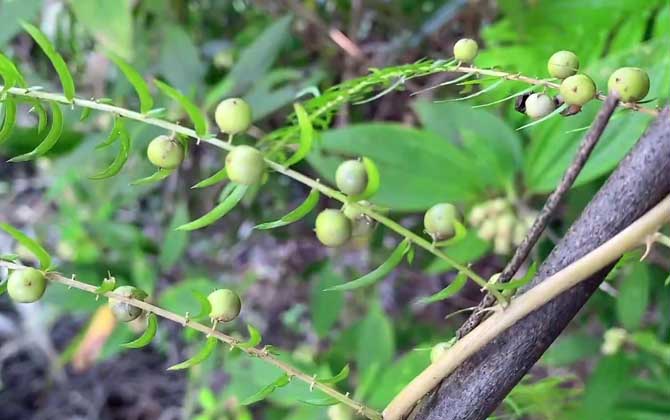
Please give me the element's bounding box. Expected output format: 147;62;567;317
456;94;620;338
0;261;382;420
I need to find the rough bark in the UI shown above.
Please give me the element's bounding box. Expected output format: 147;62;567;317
408;107;670;420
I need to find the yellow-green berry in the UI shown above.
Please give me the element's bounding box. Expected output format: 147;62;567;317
478;219;497;241
559;74;596;106
547;51;580;79
453;38;478;64
607;67;650;103
424;203;458;240
315;209;351;247
215;98;252;135
7;268;46;303
225;145;265;185
525;93;556;119
207;289;242;322
430;342;451;363
335;160;368;196
108;286;144;322
147;135;184;169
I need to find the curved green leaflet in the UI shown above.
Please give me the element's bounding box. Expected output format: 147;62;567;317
123;313;158;349
254;188;319;230
489;262;537;291
0;97;17;145
433;220;468;248
30;100;48;134
96;117;123;149
191;290;211;320
191;168;227;189
177;184;248;231
436;79;505;103
154;79;208;137
90;122;131;180
350;157;381;201
131;168;174;186
95;276;116;294
80;107;92;122
9;101;63;162
107;52;154;114
299;396;339;406
241;374;291;406
472;86;536;109
283;103;314;167
516;103;568;131
21;22;75;101
238;324;262;349
325;239;411;291
319;364;350;384
0;223;52;270
418;271;468;304
411;72;473;96
0;53;26;90
167;336;218;371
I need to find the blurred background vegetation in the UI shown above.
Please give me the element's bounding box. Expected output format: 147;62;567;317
0;1;669;419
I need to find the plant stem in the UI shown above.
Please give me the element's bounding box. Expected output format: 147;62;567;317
0;261;382;420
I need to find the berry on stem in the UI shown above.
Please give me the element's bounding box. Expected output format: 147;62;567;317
225;145;265;185
215;98;252;135
335;159;368;196
315;209;352;247
108;285;145;322
453;38;478;64
7;268;46;303
424;203;458;241
547;51;579;79
524;93;556;119
147;135;184;169
608;67;650;103
207;289;242;322
559;74;596;106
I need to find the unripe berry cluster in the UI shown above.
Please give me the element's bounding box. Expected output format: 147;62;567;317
468;198;535;255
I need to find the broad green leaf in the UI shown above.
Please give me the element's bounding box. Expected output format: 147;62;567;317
319;364;350;385
241;374;291;406
106;52;153;113
542;334;601;367
284;103;314;167
356;304;394;376
154;79;207;137
95;276;116;294
122;313;158;349
177;184;248;231
350;157;381;201
90;120;131;179
158;26;205;93
0;97;17;145
310;264;344;338
190;290;212;320
367;350;429;409
70;0;133;59
418;271;468;304
0;223;52;270
0;0;41;48
192;168;227;189
238;324;262;349
489;262;538;291
325;239;410;291
617;262;650;330
570;354;631;419
9;101;63;162
131;168;174;186
167;336;218;371
255;188;319;230
21;22;75;101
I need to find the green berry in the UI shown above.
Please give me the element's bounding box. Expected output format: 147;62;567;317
315;209;352;247
607;67;650;103
342;200;370;220
525;93;556;119
559;74;596;106
7;268;46;303
547;51;579;79
225;145;265;185
147;135;184;169
215;98;252;135
467;205;486;227
207;289;242;322
424;203;458;240
453;38;478;64
478;219;497;241
430;342;451;363
335;160;368;196
108;286;145;322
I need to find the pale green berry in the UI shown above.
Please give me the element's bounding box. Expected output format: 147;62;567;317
487;198;510;215
108;286;144;322
215;98;252;135
335;160;368;196
453;38;478;64
607;67;650;103
430;342;451;363
467;205;487;227
342;200;370;220
496;213;516;238
424;203;458;240
494;234;511;255
147;135;184;169
207;289;242;322
225;145;265;185
547;51;579;79
478;219;497;241
602;328;627;355
525;93;556;119
7;268;46;303
315;209;351;247
559;74;596;106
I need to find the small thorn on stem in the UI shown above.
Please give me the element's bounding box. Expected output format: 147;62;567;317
183;312;190;326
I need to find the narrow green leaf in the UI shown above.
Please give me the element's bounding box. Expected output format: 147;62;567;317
0;281;6;296
167;336;218;371
254;188;319;230
79;107;92;122
177;184;248;231
190;290;211;320
107;52;154;114
30;100;48;134
0;52;26;90
0;97;17;145
326;239;411;291
0;254;20;262
489;262;537;291
299;396;340;406
237;324;262;349
516;103;568;131
90;121;131;179
241;374;291;406
283;103;314;167
436;79;505;103
96;116;122;149
411;72;473;96
21;21;75;101
191;167;227;189
319;364;350;385
131;168;174;186
9;101;63;162
123;313;158;349
95;276;116;294
0;223;52;270
154;79;207;137
472;86;536;109
350;157;381;201
418;271;468;304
